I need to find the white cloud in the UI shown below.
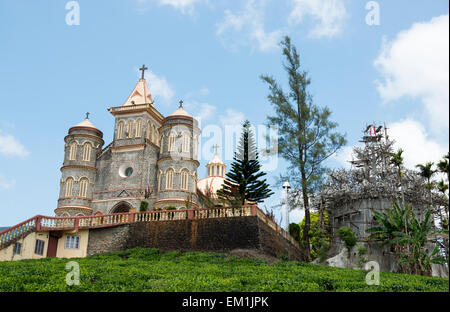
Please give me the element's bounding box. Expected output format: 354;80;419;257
144;70;175;104
289;0;348;38
184;100;217;121
332;145;354;169
0;132;30;159
137;0;203;15
0;173;15;190
388;119;448;170
374;15;449;136
216;0;283;52
219;108;245;126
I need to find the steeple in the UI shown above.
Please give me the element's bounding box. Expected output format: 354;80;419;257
206;145;226;177
122;65;153;106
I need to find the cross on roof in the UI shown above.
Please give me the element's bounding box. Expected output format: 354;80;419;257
179;99;183;108
139;64;148;79
213;144;219;154
86;112;90;119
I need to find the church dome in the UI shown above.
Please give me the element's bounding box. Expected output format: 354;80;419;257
197;176;226;196
69;114;103;137
208;153;225;165
74;117;99;130
168;105;192;118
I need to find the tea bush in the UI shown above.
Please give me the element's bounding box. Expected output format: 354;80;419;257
0;248;447;292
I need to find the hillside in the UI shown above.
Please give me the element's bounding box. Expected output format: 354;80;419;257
0;248;447;292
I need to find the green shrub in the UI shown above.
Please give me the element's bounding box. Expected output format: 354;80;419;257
337;226;358;254
139;200;149;212
0;248;447;292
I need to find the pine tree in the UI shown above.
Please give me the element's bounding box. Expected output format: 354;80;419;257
261;36;346;261
217;120;274;205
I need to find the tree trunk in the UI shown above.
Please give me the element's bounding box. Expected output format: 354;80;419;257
300;164;311;261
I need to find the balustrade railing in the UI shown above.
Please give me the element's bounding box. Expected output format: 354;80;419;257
0;216;38;248
0;205;299;250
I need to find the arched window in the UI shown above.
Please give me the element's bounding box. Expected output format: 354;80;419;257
193;173;197;192
135;119;142;138
152;125;156;144
160;137;164;153
69;142;77;160
193;137;198;159
181;170;189;190
79;178;89;198
127;120;133;138
82;143;91;161
166;169;174;189
182;134;190;153
146;121;151;140
168;134;176;152
65;177;74;197
117;121;124;139
158;172;162;191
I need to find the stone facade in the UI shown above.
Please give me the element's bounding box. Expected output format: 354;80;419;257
55;77;201;216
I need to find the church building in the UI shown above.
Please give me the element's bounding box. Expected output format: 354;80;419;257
55;65;224;217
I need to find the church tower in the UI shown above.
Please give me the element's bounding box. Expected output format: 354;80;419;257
95;65;164;214
55;115;104;216
154;101;201;210
197;145;227;204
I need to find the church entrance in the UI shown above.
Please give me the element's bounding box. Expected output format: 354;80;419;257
111;202;132;214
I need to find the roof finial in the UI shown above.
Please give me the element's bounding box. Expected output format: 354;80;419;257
139;64;148;80
213;144;219;155
86;112;90;119
179;99;183;108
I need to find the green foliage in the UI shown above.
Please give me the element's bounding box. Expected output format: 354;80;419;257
299;212;330;262
0;248;447;292
357;246;368;269
165;206;177;211
139;200;149;212
260;36;346;260
288;223;300;242
299;212;331;261
217;120;274;205
367;203;447;276
337;227;357;254
416;162;437;189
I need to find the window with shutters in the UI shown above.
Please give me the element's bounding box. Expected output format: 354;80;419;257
65;177;74;197
69;142;77;160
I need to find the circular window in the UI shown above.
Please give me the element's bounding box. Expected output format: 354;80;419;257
125;167;133;177
119;165;134;178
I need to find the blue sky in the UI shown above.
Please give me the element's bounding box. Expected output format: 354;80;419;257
0;0;448;226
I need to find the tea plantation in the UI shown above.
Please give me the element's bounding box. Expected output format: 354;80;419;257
0;248;448;292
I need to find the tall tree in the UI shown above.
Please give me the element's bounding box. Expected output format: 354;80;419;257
217;120;274;205
261;36;346;260
437;152;449;184
416;162;437;217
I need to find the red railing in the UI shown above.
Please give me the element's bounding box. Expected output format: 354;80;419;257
0;205;299;250
0;216;39;249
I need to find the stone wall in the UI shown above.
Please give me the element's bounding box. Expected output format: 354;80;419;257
87;216;304;261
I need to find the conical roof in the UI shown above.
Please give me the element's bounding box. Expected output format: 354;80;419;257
208;153;225;165
74;118;98;130
69;114;103;137
123;78;153;106
168;105;192;118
